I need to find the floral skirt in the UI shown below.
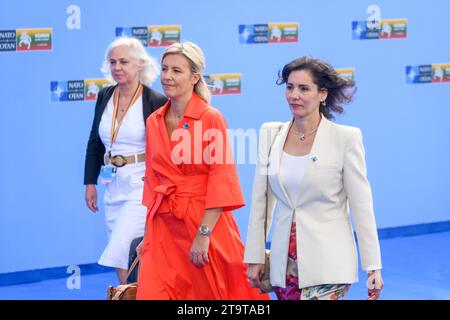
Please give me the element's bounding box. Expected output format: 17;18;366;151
273;220;351;300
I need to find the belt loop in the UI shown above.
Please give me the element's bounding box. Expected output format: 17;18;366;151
134;154;138;163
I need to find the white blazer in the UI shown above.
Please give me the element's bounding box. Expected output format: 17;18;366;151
244;117;382;289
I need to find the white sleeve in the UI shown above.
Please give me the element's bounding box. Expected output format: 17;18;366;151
343;128;382;271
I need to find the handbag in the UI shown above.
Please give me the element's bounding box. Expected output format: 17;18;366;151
107;282;137;300
258;124;282;294
106;255;140;300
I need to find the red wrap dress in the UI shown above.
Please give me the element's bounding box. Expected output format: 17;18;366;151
136;93;269;300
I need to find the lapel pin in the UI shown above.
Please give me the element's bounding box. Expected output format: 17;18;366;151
310;155;318;162
183;122;189;129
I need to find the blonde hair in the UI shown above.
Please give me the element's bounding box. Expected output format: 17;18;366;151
162;41;211;103
101;37;159;85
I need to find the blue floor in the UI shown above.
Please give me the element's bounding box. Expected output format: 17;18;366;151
1;231;449;300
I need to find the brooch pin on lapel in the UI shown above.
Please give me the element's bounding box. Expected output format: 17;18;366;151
310;155;318;162
183;122;189;129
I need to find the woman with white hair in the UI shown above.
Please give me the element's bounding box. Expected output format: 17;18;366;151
84;37;167;284
136;41;269;300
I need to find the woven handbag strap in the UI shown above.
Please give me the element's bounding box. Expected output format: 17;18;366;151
121;255;140;285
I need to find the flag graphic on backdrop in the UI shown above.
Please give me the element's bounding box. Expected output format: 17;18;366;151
336;68;355;82
352;19;407;40
0;28;52;51
239;22;298;44
205;74;242;95
116;25;181;47
50;79;111;102
406;64;450;84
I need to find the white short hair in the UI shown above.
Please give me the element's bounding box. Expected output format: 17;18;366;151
101;37;159;85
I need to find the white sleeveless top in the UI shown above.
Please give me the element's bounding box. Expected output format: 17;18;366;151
98;95;145;157
278;151;310;205
98;94;146;204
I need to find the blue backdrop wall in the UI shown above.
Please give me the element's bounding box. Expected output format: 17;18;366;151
1;0;449;274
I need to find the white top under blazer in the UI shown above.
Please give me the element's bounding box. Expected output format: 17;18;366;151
278;152;309;206
244;117;382;289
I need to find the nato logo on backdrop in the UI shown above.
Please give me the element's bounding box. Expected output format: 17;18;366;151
352;19;407;40
115;27;148;46
116;25;181;47
239;23;298;44
50;81;84;102
406;64;450;84
352;5;407;40
50;79;110;102
0;28;52;51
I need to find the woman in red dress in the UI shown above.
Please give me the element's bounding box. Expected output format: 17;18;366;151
136;41;269;300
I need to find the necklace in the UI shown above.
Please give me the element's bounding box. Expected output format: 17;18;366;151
295;127;318;141
292;119;321;141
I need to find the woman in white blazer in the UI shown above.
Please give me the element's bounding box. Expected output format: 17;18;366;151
244;56;384;300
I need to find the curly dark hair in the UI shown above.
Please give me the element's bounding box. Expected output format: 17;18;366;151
276;56;356;120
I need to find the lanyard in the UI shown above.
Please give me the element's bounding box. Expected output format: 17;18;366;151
110;83;143;148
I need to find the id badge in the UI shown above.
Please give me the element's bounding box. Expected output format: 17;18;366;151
100;165;117;184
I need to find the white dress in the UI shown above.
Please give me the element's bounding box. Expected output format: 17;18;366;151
97;94;146;269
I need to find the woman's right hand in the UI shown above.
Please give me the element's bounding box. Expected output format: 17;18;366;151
246;264;265;289
85;184;98;212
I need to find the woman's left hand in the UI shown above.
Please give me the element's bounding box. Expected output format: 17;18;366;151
367;269;384;300
189;234;210;267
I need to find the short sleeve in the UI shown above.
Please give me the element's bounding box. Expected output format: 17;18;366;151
204;111;245;212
